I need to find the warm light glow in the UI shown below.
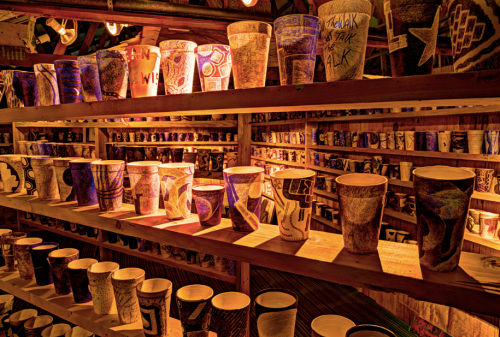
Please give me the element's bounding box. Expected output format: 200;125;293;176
106;22;127;36
46;18;77;46
241;0;258;7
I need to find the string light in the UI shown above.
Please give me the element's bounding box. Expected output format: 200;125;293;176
241;0;258;7
106;22;128;36
46;18;78;45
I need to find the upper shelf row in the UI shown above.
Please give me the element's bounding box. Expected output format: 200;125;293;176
2;70;500;122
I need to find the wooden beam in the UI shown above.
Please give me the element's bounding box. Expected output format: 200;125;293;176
0;52;78;67
140;26;161;46
53;38;67;55
293;0;308;14
278;1;294;14
79;22;100;55
2;70;500;121
0;22;28;47
1;193;500;317
97;28;109;50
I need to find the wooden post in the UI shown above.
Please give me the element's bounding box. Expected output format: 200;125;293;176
236;261;251;337
97;229;113;261
12;123;23;154
95;127;108;160
16;210;28;234
238;114;251;166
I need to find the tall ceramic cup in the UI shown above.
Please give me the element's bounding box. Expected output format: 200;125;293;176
136;278;173;337
65;326;94;337
17;72;40;107
0;155;25;193
70;159;101;206
176;284;213;337
227;21;272;89
111;268;145;324
485;130;500;155
0;229;11;267
384;0;441;76
159;41;197;95
87;262;119;315
91;160;125;211
192;185;226;226
438;131;451;152
311;315;356;337
0;294;14;327
78;55;102;102
158;163;194;220
1;70;25;108
318;0;371;81
96;50;128;100
31;158;59;200
127;161;161;215
13;238;42;280
336;174;388;254
68;259;98;303
54;60;83;104
270;169;316;241
211;292;250;337
30;242;59;286
10;309;37;337
53;157;83;202
476;168;495;193
274;15;320;85
1;232;26;272
48;248;79;295
34;64;60;106
468;130;484;154
126;45;161;98
223;167;264;232
413;167;475;272
24;316;53;337
254;289;298;337
195;44;232;97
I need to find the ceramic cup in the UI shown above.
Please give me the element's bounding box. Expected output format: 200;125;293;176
485;130;500;155
345;325;396;337
136;278;173;337
41;324;71;337
386;229;397;242
405;131;415;151
127;161;161;215
438;131;451;152
24;315;53;337
30;242;59;286
111;268;146;324
158;163;195;220
176;284;213;337
68;259;98;303
192;185;225;226
64;327;94;337
87;262;120;315
451;131;467;153
48;248;79;295
475;168;495;193
468;130;484;154
479;212;499;239
53;157;83;202
70;159;101;206
1;232;26;272
254;289;298;337
211;292;251;337
0;155;25;193
10;309;38;337
311;315;355;337
13;238;42;280
396;231;411;243
399;162;413;182
91;160;125;211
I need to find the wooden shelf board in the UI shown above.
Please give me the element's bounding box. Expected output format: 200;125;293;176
464;232;500;251
0;143;12;146
250;119;306;126
251;156;305;167
21;220;235;284
3;70;500;122
108;142;237;146
15;120;238;128
312;214;342;231
250;142;305;149
308;105;500;122
308;145;490;162
2;193;500;316
472;191;500;202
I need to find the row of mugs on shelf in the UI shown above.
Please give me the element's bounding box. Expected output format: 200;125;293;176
110;131;238;143
0;302;93;337
251;111;306;123
18;140;96;158
252;147;306;164
105;145;237;172
253;131;306;145
309;107;474;118
467;209;500;240
311;129;500;154
0;133;11;144
0;229;398;337
23;131;83;143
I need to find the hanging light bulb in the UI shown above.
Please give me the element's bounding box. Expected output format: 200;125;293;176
46;18;78;45
106;22;128;36
241;0;258;7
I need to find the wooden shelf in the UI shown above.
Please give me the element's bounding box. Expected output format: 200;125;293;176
250;119;305;126
1;192;500;316
311;214;342;231
21;220;235;284
3;70;500;122
308;145;490;162
251;156;305;167
15;120;238;128
308;105;500;122
0;143;12;146
464;232;500;251
107;142;237;146
251;142;305;148
0;270;214;337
